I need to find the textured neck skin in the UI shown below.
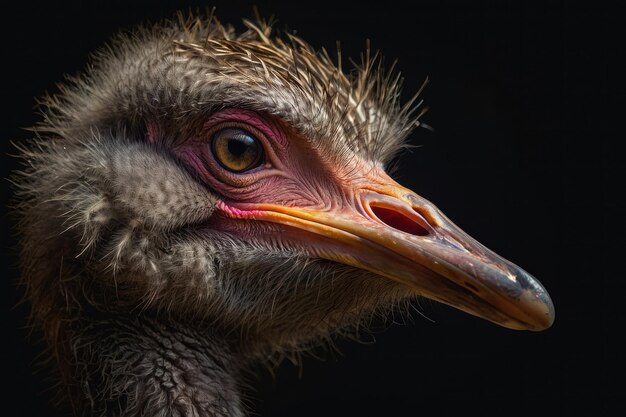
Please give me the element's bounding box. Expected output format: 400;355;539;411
69;314;244;417
12;16;421;417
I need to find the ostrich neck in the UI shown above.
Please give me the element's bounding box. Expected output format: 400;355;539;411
69;314;245;417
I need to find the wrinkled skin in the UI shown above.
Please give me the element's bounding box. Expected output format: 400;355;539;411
13;14;552;417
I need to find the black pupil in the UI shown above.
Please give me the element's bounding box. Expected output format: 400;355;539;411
212;128;261;172
228;136;250;156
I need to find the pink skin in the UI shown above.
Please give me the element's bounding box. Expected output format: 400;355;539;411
170;108;555;331
174;108;388;230
172;109;443;290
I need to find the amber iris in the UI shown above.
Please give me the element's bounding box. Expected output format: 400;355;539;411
211;128;263;173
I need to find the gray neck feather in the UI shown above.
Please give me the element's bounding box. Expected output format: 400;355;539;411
70;315;244;417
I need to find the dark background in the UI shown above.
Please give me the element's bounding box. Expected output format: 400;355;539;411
2;1;621;415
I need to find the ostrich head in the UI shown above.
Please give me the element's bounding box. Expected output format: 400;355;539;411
14;13;554;417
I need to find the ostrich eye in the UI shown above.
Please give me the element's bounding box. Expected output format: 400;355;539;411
211;128;263;173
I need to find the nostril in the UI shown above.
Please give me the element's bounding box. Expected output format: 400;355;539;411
370;205;430;236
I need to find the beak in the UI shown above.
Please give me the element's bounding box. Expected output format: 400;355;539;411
220;178;555;331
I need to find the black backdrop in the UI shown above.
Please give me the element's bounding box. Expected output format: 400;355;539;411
2;1;621;415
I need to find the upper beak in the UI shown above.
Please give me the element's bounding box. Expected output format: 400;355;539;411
220;177;555;331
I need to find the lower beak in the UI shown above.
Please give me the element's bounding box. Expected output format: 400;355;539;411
220;180;555;331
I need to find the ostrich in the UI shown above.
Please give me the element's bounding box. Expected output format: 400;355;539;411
13;13;554;417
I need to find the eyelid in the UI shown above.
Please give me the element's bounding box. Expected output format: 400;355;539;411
189;121;284;190
202;109;288;153
205;121;256;138
203;109;287;144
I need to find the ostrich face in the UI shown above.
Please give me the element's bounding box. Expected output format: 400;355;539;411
16;16;553;358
